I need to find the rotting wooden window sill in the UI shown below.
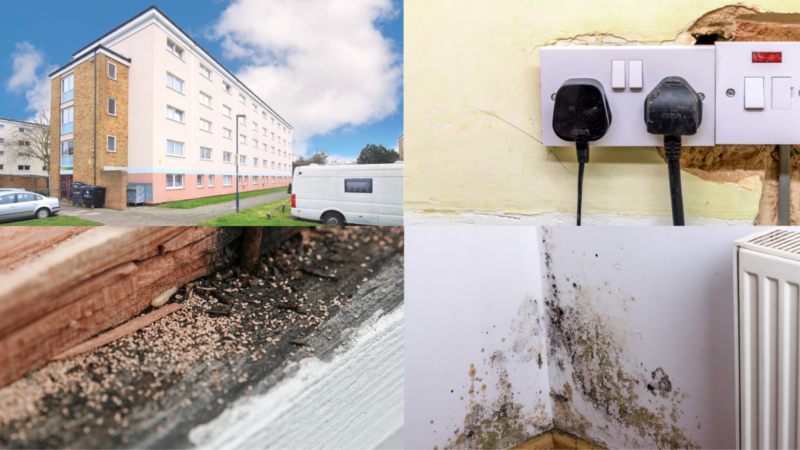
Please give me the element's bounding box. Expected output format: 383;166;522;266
510;429;605;450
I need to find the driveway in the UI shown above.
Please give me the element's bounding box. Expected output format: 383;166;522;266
57;192;290;226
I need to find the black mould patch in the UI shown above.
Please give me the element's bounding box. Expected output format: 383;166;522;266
540;229;700;449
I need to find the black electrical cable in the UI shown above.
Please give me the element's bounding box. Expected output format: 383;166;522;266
663;135;685;226
576;141;589;226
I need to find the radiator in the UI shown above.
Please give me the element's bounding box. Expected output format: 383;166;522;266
735;229;800;449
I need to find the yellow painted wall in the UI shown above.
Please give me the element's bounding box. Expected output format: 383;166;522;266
405;0;800;219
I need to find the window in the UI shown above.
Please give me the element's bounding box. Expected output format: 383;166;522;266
107;135;116;152
209;175;214;187
262;160;267;167
167;140;184;156
253;175;258;184
19;141;30;147
18;165;31;171
271;176;275;183
108;98;117;116
200;64;211;79
200;92;211;108
61;107;74;134
271;132;275;140
252;104;257;112
166;173;184;189
252;139;257;148
223;151;232;163
239;94;246;104
223;128;232;139
345;178;373;193
197;175;203;188
271;117;275;125
262;112;266;119
223;175;232;186
262;127;267;136
272;146;275;154
223;81;231;93
0;165;3;171
223;105;231;118
238;176;242;186
60;140;73;167
200;119;212;132
167;40;184;59
167;73;184;93
239;134;246;144
271;161;275;169
108;62;117;80
238;116;245;125
167;106;184;122
244;176;248;185
239;155;247;165
61;74;74;103
253;157;258;166
200;147;212;160
252;122;257;131
262;144;267;151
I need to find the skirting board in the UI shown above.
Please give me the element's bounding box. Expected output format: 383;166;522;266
188;304;405;449
510;429;605;450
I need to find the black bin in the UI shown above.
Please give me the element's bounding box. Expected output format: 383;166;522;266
72;182;87;206
81;186;106;209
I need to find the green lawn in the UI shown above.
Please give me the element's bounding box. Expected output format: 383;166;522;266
0;216;104;226
199;196;320;226
155;187;289;209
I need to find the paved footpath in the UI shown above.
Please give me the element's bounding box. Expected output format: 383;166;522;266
57;192;290;226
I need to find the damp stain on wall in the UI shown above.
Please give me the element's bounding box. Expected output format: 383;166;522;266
541;230;700;449
438;294;551;450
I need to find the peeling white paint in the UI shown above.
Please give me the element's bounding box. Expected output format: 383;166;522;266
188;305;404;450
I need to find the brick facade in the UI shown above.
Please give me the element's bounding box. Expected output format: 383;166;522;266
50;53;129;210
0;175;48;192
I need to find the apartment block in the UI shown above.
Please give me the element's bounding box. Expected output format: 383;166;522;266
0;117;48;178
49;6;294;209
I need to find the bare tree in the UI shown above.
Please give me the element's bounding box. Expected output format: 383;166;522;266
3;109;50;174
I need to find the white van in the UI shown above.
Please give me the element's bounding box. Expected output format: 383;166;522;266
290;162;403;226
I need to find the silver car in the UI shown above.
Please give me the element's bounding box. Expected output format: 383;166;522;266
0;191;60;223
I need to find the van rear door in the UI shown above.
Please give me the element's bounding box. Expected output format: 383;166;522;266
377;170;404;225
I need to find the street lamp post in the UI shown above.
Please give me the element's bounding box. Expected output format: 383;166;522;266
235;114;246;213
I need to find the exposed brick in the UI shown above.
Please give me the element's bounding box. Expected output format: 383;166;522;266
736;13;800;42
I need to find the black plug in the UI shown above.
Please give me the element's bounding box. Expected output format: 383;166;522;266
552;78;612;226
644;76;702;226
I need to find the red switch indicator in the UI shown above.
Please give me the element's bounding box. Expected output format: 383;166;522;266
753;52;782;63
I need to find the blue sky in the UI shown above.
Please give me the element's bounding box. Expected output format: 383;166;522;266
0;0;403;160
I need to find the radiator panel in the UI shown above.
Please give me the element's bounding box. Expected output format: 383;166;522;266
738;247;800;449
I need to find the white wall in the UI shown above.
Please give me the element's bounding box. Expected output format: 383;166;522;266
541;226;759;449
405;227;551;450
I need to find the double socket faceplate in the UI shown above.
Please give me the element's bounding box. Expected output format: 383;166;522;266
540;46;716;147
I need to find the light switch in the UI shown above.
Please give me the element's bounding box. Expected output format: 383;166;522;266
772;77;792;110
611;60;625;89
744;77;765;110
629;60;643;89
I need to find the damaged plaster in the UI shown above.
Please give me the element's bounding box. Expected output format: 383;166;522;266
541;230;701;449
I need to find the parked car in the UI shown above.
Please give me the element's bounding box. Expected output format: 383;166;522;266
0;188;24;193
290;162;403;226
0;191;60;223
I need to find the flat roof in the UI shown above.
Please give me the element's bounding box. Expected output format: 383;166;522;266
0;117;39;127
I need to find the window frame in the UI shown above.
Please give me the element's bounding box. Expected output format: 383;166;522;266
167;106;185;123
223;175;232;186
167;140;185;157
223;105;232;118
166;173;184;190
344;178;374;194
108;61;117;80
200;91;212;108
61;73;74;103
167;39;185;60
107;135;117;153
197;174;203;188
223;128;232;139
200;147;212;160
209;175;215;187
108;98;117;116
60;107;74;134
223;151;233;163
166;73;184;94
60;140;74;167
200;119;212;133
200;64;211;80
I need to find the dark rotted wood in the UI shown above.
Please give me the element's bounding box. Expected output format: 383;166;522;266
0;227;403;449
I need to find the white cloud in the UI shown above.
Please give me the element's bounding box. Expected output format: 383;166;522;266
6;41;55;113
210;0;403;156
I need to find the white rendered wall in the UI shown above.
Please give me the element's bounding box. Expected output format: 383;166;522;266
405;227;551;450
540;226;758;449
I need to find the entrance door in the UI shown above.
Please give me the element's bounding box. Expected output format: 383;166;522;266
60;175;72;202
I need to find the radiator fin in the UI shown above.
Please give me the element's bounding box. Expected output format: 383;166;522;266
738;247;800;449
